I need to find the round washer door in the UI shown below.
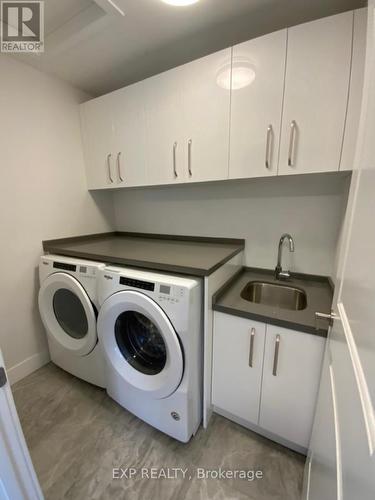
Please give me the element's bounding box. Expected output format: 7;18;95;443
38;272;98;356
98;290;184;400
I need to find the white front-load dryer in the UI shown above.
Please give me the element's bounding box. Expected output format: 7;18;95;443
38;255;106;388
97;266;202;442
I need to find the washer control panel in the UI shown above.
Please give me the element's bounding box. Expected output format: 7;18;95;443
158;284;186;304
53;261;76;272
119;276;155;291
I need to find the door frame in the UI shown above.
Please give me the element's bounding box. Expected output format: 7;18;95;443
0;350;43;500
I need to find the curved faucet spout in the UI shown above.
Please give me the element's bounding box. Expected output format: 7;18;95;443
275;234;295;280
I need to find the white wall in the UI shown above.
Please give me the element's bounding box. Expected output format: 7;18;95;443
0;55;114;383
113;173;350;276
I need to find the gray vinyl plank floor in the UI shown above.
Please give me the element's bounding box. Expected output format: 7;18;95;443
13;363;305;500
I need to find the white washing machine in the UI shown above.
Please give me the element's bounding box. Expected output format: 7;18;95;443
97;266;203;443
38;255;106;388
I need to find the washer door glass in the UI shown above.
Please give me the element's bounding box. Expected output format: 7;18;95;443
115;311;166;375
53;288;88;340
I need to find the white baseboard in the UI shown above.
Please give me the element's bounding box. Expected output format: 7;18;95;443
7;351;50;385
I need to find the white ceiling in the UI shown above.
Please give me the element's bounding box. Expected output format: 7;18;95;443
13;0;365;97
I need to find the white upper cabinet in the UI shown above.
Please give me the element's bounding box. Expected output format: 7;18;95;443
181;49;231;183
80;10;363;189
279;12;353;175
81;86;148;190
340;8;367;171
229;30;287;179
259;325;325;448
111;82;148;187
143;68;186;186
80;95;114;190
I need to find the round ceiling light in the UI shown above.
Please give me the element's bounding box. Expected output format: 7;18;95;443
216;60;256;91
161;0;200;5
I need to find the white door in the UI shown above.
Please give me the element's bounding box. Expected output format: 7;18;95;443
279;12;353;175
98;290;184;399
212;312;266;425
111;82;148;188
80;95;114;189
259;325;325;448
0;350;43;500
229;30;287;179
181;49;231;183
144;68;185;186
305;4;375;498
305;352;339;500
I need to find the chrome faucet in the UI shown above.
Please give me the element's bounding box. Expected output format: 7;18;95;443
275;234;295;280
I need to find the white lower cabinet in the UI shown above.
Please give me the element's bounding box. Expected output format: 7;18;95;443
212;313;266;424
212;312;325;451
260;324;325;449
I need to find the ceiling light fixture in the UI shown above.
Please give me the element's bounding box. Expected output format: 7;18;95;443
216;60;256;91
161;0;200;6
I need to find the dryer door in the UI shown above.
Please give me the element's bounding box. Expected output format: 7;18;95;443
38;272;98;356
98;290;184;399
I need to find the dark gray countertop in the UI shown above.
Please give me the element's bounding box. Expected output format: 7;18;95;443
43;232;245;277
213;267;333;337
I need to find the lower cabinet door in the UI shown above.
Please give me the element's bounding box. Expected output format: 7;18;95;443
259;325;325;448
212;312;266;425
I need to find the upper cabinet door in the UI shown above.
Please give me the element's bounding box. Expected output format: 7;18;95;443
279;12;353;175
80;95;114;190
181;49;231;183
341;8;367;171
144;68;185;186
111;82;148;188
229;30;287;179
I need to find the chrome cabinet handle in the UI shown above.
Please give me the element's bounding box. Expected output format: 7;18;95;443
249;328;256;367
265;125;273;169
107;154;113;183
173;142;178;178
272;335;280;376
288;120;297;167
117;152;124;182
188;139;193;177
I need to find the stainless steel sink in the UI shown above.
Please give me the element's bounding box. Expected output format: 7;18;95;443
241;281;307;311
